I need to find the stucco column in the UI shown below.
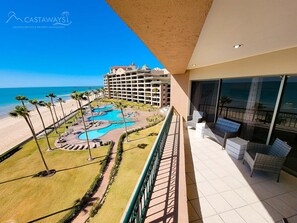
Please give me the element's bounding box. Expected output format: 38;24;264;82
170;72;190;119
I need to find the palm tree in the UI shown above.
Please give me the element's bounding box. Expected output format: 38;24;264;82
97;88;104;105
72;90;80;109
92;90;99;107
9;106;50;174
95;89;101;107
28;99;52;151
15;95;28;106
84;91;95;125
219;96;232;115
44;102;58;134
113;101;129;142
46;93;59;123
15;95;33;127
57;97;66;125
71;92;93;161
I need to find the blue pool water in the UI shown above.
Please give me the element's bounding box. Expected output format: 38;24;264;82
93;104;114;113
89;109;132;122
78;122;135;140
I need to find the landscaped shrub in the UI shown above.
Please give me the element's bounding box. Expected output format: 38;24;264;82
146;114;165;124
137;143;148;149
58;141;114;223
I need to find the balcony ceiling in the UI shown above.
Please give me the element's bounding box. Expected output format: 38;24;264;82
106;0;297;74
188;0;297;68
106;0;213;75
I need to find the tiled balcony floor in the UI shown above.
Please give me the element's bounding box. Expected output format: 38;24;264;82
186;128;297;223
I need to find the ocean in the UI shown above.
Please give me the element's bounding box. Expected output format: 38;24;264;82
0;86;101;118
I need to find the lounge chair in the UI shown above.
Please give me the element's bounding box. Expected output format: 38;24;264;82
68;145;75;150
64;144;72;150
243;138;291;182
186;110;204;129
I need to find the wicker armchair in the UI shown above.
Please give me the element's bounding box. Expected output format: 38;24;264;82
187;111;204;129
243;138;291;182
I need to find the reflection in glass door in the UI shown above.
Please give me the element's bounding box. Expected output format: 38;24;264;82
219;77;281;143
272;76;297;175
190;81;219;122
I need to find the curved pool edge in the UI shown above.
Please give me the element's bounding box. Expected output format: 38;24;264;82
78;121;135;140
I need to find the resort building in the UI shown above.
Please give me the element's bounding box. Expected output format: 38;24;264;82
107;1;297;223
103;64;170;107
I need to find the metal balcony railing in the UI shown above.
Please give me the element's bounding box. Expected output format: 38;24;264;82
121;107;173;223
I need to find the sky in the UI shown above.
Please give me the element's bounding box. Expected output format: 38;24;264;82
0;0;163;88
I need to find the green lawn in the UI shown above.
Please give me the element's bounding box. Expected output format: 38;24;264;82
0;120;108;223
90;122;162;223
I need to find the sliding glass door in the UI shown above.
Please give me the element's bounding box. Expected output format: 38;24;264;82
190;75;297;176
190;80;219;122
219;77;281;143
271;76;297;175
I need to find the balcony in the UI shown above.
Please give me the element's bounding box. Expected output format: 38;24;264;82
121;108;297;223
185;128;297;222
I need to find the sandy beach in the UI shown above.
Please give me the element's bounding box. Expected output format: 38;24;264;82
0;98;91;155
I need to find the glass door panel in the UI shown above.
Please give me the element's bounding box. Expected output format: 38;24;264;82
220;77;281;143
190;81;219;122
272;76;297;175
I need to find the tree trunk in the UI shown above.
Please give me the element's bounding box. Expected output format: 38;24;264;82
60;102;67;125
75;100;79;110
121;108;129;142
51;98;59;124
96;94;99;107
49;106;58;134
87;97;95;125
79;100;93;161
24;116;50;173
35;105;52;151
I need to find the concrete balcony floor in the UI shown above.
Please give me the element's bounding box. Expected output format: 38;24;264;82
186;128;297;223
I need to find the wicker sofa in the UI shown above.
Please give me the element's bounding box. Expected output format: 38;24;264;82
243;138;291;182
203;117;241;148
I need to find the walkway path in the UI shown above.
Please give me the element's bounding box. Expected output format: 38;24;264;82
72;141;118;223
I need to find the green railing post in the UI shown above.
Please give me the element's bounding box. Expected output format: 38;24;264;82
121;107;173;223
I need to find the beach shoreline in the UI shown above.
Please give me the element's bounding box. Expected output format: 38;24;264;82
0;98;91;155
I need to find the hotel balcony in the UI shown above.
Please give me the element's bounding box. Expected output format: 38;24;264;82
120;107;297;223
105;1;297;222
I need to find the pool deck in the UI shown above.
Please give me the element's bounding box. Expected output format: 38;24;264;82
54;106;157;150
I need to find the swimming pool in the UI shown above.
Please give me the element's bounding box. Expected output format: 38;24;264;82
89;109;132;122
93;104;113;113
78;122;135;140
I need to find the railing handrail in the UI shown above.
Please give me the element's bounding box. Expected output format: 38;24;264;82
121;106;173;223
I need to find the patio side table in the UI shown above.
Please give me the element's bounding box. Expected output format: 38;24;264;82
226;137;248;160
196;122;205;138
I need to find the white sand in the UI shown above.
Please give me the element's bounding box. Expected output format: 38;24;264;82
0;98;92;155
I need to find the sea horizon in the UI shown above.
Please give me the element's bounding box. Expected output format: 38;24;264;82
0;86;102;118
